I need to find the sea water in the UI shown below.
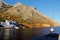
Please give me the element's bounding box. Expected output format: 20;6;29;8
53;27;60;34
53;26;60;40
0;27;60;40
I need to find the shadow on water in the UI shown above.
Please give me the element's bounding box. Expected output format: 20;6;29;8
22;28;50;40
1;27;60;40
0;29;4;40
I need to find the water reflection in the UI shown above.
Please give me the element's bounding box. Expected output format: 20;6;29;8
0;27;60;40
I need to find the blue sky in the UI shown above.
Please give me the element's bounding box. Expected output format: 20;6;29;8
3;0;60;23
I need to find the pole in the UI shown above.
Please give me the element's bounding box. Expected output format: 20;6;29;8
50;8;54;34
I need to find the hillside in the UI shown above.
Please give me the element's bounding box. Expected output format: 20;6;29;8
0;2;60;28
0;1;12;13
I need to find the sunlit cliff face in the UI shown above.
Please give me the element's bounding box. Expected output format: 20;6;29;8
0;0;60;28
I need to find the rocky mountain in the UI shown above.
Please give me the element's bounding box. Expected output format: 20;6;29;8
0;1;12;13
0;1;60;28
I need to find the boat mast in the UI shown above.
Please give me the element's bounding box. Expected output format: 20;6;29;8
50;8;54;34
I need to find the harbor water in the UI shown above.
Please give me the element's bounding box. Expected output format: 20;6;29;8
0;26;60;40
